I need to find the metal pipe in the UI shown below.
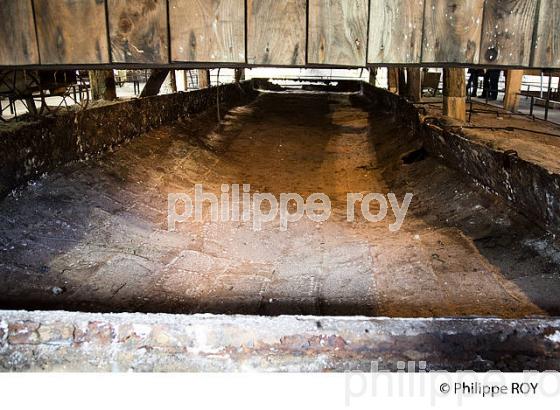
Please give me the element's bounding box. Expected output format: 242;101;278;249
545;74;552;121
468;93;473;123
216;68;221;123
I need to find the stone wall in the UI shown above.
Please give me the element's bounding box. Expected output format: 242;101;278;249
0;82;257;198
362;83;560;237
1;310;559;372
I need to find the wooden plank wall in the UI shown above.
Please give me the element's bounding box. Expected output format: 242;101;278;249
368;0;425;64
170;0;245;63
308;0;369;66
0;0;40;66
108;0;169;64
479;0;538;67
0;0;559;68
422;0;484;64
34;0;110;65
247;0;307;65
533;0;560;68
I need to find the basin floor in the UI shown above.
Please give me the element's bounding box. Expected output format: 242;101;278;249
1;92;559;317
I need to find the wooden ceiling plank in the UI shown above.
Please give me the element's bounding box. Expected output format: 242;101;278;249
108;0;169;64
532;0;560;68
368;0;425;64
34;0;110;65
170;0;245;63
247;0;307;66
0;0;40;66
422;0;484;64
479;0;538;67
308;0;369;66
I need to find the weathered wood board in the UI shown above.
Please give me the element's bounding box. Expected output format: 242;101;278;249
480;0;538;66
170;0;245;63
1;0;557;68
532;0;560;68
368;0;425;64
247;0;307;65
422;0;484;64
308;0;369;66
34;0;110;65
0;0;40;66
108;0;169;64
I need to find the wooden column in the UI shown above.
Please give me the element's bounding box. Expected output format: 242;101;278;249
89;70;117;101
503;70;524;112
168;70;177;93
234;68;245;83
369;68;377;86
443;68;466;122
387;67;399;93
198;69;211;88
406;68;422;102
25;97;38;116
140;69;169;98
398;68;407;97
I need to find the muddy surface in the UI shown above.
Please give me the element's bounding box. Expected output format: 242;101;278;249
1;91;559;317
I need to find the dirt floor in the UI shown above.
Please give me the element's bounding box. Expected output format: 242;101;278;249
1;90;560;317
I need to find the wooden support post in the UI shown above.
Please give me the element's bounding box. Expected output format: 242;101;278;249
89;70;117;101
234;68;245;83
443;68;467;122
139;69;169;98
406;68;422;102
198;69;211;88
369;68;377;86
168;70;177;93
24;97;38;116
387;67;399;94
503;70;524;112
398;68;407;97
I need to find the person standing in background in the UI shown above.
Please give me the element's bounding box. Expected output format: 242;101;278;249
467;68;484;97
482;69;501;100
488;69;501;100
